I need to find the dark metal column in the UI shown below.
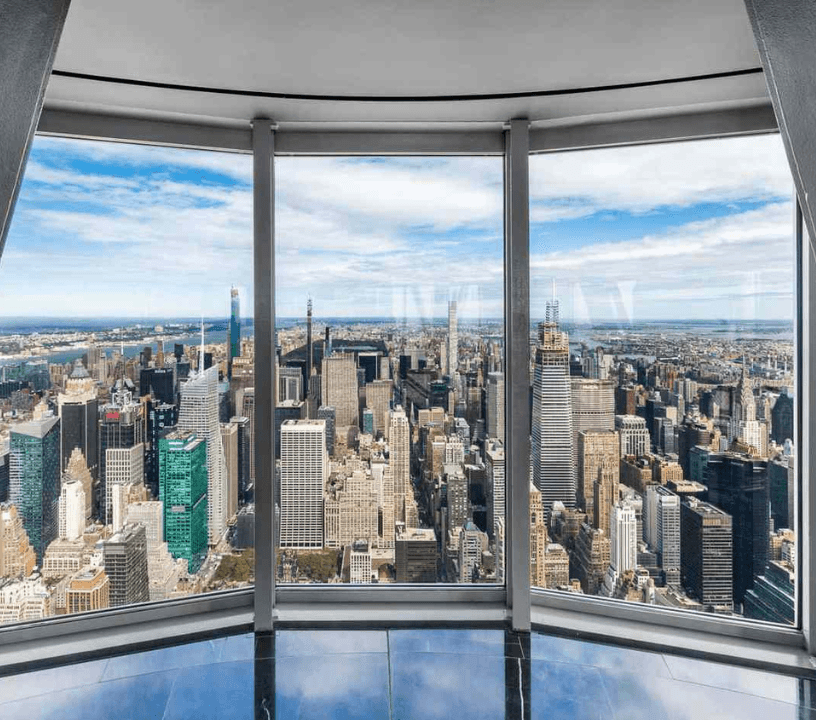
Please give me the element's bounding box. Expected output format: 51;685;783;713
0;0;70;256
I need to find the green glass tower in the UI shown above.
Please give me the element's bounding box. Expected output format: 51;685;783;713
9;414;61;563
159;430;208;574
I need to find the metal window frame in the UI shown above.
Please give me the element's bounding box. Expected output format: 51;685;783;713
0;103;808;671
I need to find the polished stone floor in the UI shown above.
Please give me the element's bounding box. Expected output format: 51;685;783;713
0;627;814;719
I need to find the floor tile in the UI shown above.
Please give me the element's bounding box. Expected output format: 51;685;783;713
531;660;613;720
163;660;253;720
389;628;505;657
531;632;672;678
275;653;391;720
275;629;388;658
0;656;109;704
599;668;801;720
102;637;224;681
663;654;809;706
0;668;178;720
391;650;505;720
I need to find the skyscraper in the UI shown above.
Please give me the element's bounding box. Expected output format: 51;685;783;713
102;522;149;607
681;499;733;609
389;406;410;524
577;430;619;520
446;300;458;377
644;485;681;586
531;301;574;521
279;420;328;548
615;414;650;457
321;353;359;428
105;444;144;525
571;378;615;457
159;430;208;573
486;440;505;544
610;502;637;574
178;362;228;545
486;372;505;443
58;359;98;481
145;400;178;499
9;413;61;563
98;383;145;521
228;286;240;378
365;379;393;438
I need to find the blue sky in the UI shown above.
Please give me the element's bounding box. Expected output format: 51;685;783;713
0;133;793;321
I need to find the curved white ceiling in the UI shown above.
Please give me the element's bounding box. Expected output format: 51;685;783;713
45;0;769;125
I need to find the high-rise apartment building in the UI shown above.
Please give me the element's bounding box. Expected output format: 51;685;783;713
486;440;505;542
221;421;239;521
279;420;328;548
228;286;240;377
644;485;681;587
446;300;458;377
102;523;149;607
321;354;359;429
178;364;228;545
571;378;615;455
681;499;733;609
58;477;85;541
159;430;208;574
365;379;393;439
98;384;145;521
531;307;573;521
577;430;619;521
486;372;504;443
58;359;98;480
104;444;144;525
610;502;637;574
9;414;61;563
0;504;36;579
615;415;650;457
389;407;410;524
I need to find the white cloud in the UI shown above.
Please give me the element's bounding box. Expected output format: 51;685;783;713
530;134;792;218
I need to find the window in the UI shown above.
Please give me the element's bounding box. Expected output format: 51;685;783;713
529;134;796;625
0;135;253;624
274;155;505;585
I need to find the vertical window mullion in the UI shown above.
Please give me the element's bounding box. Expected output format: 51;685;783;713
505;119;531;630
252;118;276;631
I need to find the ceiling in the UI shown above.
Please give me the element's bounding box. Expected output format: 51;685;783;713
44;0;770;127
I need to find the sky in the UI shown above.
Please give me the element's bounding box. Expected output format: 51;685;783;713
0;132;794;322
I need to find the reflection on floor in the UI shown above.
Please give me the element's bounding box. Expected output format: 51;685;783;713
0;627;814;719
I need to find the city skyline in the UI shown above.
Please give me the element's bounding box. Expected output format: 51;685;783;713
0;133;794;320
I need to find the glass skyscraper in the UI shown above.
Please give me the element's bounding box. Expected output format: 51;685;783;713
9;413;61;563
228;286;241;376
159;430;208;574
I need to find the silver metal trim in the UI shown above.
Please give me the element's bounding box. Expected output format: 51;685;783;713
0;588;252;646
37;108;252;152
274;131;504;155
252;119;277;631
530;603;813;677
276;586;504;604
505;118;531;631
531;587;801;647
529;105;778;153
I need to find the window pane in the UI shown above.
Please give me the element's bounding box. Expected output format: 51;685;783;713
0;136;253;624
275;156;504;584
529;135;796;624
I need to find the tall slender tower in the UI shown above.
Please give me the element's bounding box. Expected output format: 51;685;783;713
178;360;228;546
446;300;458;376
389;407;410;523
306;297;313;397
531;299;574;522
228;287;240;379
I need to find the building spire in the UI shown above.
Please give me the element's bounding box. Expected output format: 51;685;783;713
200;316;205;373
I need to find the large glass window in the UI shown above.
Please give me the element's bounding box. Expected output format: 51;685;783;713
529;135;796;624
0;136;253;624
274;156;504;584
